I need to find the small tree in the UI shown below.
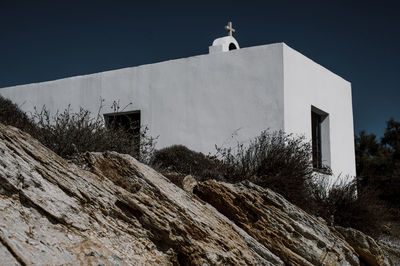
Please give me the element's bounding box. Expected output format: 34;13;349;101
355;119;400;210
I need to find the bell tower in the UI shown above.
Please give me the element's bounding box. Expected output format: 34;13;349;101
209;22;240;54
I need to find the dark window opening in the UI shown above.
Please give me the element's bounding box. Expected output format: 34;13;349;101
229;43;237;50
104;111;141;154
311;111;323;169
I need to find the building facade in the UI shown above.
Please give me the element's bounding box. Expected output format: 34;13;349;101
0;39;356;177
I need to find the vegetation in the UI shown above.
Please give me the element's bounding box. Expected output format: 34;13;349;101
0;96;156;163
1;95;399;238
355;118;400;210
153;129;396;237
0;96;37;133
215;130;316;209
308;176;390;237
150;145;223;180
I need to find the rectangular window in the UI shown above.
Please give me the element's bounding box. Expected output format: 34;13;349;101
311;106;330;171
311;111;322;169
104;110;141;155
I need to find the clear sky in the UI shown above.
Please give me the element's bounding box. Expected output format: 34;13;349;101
0;0;399;137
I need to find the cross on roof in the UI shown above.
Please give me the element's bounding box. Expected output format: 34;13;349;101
224;21;235;36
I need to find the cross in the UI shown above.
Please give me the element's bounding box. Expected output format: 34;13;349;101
224;21;235;36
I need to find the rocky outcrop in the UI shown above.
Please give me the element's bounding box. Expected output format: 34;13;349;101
334;226;390;266
0;124;281;265
182;175;198;194
0;123;398;265
379;234;400;265
194;180;360;265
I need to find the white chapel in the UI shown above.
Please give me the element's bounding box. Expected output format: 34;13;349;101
0;22;356;177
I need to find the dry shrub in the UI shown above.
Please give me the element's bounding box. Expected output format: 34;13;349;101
150;145;224;181
0;96;37;133
214;130;390;236
309;176;390;237
32;106;156;163
0;95;156;163
216;130;316;209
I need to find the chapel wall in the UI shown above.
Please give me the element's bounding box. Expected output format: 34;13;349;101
0;43;286;155
282;44;356;178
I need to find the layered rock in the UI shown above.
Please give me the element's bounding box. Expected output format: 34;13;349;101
194;180;359;265
334;226;390;265
0;123;399;265
0;124;281;265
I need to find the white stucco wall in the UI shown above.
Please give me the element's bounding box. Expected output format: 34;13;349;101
283;44;356;177
0;42;356;177
0;43;285;154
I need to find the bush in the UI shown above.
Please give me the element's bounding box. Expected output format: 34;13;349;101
215;130;316;209
150;145;224;180
33;107;130;157
309;176;390;237
214;129;391;236
0;96;37;134
0;96;156;163
32;106;156;162
152;131;321;212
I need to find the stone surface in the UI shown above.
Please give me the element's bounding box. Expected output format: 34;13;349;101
0;240;19;266
182;175;197;193
380;243;400;266
334;226;391;266
0;124;281;265
194;180;360;266
379;233;400;265
0;123;398;265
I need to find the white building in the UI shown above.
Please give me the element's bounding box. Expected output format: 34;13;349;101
0;24;356;177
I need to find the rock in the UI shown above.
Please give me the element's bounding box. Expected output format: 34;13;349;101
334;226;390;266
380;243;400;266
0;123;398;265
0;124;281;265
155;171;186;189
194;180;360;265
182;175;197;193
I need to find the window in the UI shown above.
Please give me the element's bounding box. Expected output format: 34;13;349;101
311;111;322;168
104;110;141;154
311;106;330;171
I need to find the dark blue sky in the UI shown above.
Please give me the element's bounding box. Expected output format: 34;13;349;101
0;0;399;137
